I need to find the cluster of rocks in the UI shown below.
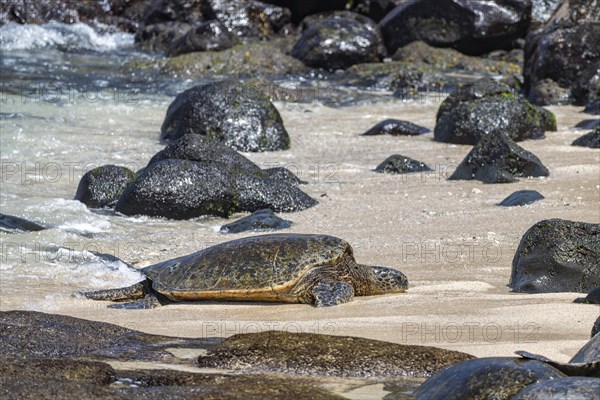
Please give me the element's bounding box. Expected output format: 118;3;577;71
74;81;317;222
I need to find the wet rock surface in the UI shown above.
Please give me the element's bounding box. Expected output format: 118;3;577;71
434;78;556;145
362;119;430;136
511;377;600;400
524;0;600;106
570;332;600;364
135;21;192;52
375;155;432;174
498;190;545;207
0;310;216;361
167;20;238;56
291;11;385;70
197;331;474;378
74;165;136;208
414;357;566;400
448;133;549;184
0;213;45;233
572;126;600;148
510;219;600;294
380;0;531;56
220;209;292;233
160;80;290;152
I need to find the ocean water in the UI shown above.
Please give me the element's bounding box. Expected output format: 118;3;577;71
1;22;599;399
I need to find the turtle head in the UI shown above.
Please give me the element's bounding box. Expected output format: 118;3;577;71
371;266;408;293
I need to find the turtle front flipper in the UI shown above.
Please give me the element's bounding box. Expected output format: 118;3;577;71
82;280;151;302
108;293;163;309
311;280;354;307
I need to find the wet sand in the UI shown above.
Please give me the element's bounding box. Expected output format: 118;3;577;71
1;99;598;365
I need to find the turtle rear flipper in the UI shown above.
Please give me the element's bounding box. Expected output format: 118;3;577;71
82;280;151;302
108;293;163;309
312;280;354;307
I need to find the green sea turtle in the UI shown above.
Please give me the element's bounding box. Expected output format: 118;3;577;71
83;234;408;309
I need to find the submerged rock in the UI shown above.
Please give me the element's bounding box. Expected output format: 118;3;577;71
291;11;385;70
362;119;430;136
572;127;600;148
498;190;545;207
160;80;290;152
167;20;238;57
511;377;600;400
0;213;45;233
379;0;531;56
74;165;136;208
510;219;600;294
375;155;432;174
415;357;565;400
434;78;556;145
448;133;549;184
220;209;292;233
197;331;474;378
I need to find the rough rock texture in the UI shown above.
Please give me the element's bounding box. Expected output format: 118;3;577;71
572;127;600;148
167;20;238;57
434;78;557;145
220;209;292;233
115;158;316;219
0;213;45;233
525;0;600;106
510;219;600;294
531;0;563;24
147;134;262;175
511;377;600;400
362;119;430;136
448;133;549;184
0;358;116;385
201;0;291;39
415;357;566;400
74;165;136;208
260;0;347;23
197;331;474;378
142;0;205;25
291;11;385;70
375;155;432;174
498;190;545;206
263;167;307;185
380;0;531;55
160;80;290;152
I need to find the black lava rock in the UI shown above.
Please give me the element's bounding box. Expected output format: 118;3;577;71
449;133;549;184
380;0;531;56
291;11;385;70
498;190;545;207
435;78;557;145
160;80;290;152
201;0;291;39
574;119;600;130
147;134;262;176
572;127;600;149
167;20;238;57
260;0;347;24
509;219;600;293
375;155;432;174
75;165;136;208
0;213;45;233
143;0;205;25
574;287;600;305
220;209;292;233
263;167;307;185
362;119;430;136
585;100;599;115
135;21;192;52
593;316;600;337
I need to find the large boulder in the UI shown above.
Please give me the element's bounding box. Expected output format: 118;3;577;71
167;20;238;56
434;78;556;145
115;157;316;219
570;330;600;363
291;11;385;70
259;0;347;23
448;133;549;184
201;0;291;39
524;0;600;106
509;219;600;293
379;0;532;56
74;165;136;208
160;80;290;152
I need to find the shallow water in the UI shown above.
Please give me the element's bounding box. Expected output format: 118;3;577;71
1;22;599;399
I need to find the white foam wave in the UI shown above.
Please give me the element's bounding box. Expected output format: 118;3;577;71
0;22;134;52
